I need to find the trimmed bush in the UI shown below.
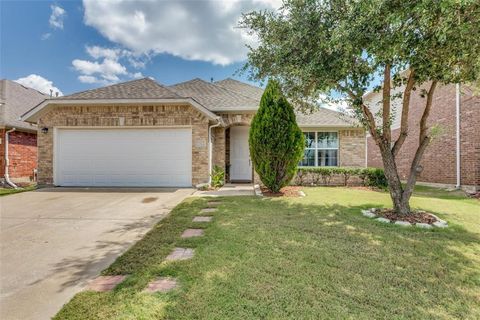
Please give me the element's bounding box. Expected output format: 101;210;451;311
295;167;387;188
249;80;304;193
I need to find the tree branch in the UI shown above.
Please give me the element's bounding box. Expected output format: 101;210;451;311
403;80;437;201
392;69;415;156
382;64;391;144
419;81;437;143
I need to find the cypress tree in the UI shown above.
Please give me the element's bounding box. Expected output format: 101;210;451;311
249;80;304;193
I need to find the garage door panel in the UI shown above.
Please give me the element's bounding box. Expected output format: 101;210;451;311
55;128;192;187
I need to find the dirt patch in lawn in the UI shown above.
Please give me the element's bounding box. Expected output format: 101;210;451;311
261;186;303;197
376;209;438;224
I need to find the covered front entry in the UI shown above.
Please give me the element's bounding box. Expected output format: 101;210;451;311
228;126;253;182
54;128;192;187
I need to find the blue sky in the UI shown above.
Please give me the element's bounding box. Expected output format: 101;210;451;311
1;0;280;96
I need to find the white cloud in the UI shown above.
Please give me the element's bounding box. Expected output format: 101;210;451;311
73;45;147;84
41;33;51;40
49;5;66;29
82;0;281;65
15;74;63;96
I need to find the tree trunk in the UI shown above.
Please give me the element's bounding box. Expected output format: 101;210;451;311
378;141;411;215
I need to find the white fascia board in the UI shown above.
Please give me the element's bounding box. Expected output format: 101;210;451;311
21;98;220;123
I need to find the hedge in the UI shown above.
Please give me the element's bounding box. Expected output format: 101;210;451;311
294;167;388;188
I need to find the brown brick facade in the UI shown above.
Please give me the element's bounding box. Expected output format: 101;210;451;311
0;129;37;183
36;104;210;186
339;129;366;167
367;84;480;189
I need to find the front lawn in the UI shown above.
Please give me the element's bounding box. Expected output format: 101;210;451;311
55;187;480;319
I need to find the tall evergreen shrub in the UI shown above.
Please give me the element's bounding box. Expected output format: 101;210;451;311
249;80;304;193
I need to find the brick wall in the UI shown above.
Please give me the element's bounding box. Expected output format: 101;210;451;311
367;84;480;188
339;129;366;167
0;129;37;182
37;104;210;186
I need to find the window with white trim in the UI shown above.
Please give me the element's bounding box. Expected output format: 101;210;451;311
299;132;338;167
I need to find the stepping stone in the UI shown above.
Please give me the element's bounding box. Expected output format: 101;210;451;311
144;277;178;293
193;216;213;222
207;201;221;206
201;208;217;213
86;275;126;292
181;228;204;238
166;247;195;261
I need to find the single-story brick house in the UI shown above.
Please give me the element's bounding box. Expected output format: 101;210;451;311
1;80;47;186
22;78;366;187
365;82;480;192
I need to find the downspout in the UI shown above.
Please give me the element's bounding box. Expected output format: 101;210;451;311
455;83;461;189
208;118;222;186
4;128;19;189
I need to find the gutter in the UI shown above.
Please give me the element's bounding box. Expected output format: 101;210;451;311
455;83;461;189
4;128;19;189
208;117;223;186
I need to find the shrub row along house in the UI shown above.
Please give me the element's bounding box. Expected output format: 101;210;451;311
21;78;366;187
365;83;480;192
0;80;47;186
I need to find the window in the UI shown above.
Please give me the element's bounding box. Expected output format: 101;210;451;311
299;132;338;167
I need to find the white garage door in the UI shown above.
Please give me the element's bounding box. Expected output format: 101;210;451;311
55;128;192;187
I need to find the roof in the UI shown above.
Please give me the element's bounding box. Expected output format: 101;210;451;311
60;78;181;100
168;78;259;111
0;80;47;131
213;78;356;127
214;78;264;101
295;108;359;127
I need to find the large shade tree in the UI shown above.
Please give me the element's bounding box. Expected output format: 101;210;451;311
241;0;480;215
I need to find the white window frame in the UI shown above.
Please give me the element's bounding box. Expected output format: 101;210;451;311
300;131;339;167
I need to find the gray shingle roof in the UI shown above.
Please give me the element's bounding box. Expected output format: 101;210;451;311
213;78;357;127
168;78;259;111
295;108;359;127
60;78;182;100
0;80;47;131
214;78;264;101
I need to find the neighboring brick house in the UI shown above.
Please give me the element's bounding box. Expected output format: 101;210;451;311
1;80;47;186
22;78;365;187
365;82;480;192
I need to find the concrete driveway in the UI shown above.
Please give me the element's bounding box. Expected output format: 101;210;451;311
0;187;193;320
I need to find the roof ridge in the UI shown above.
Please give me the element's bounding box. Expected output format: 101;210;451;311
61;77;172;99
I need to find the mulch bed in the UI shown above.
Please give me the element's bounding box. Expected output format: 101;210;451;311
375;209;438;224
261;186;303;197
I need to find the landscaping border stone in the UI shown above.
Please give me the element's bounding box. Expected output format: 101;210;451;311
360;208;448;228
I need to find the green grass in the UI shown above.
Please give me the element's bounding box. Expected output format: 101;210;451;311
0;185;36;196
55;187;480;320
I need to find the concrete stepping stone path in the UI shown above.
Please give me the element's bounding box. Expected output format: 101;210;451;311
201;208;217;213
166;247;195;261
144;277;178;293
86;275;127;292
193;216;213;222
181;228;204;238
207;201;221;206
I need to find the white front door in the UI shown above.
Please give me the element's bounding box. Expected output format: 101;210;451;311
230;126;252;181
54;128;192;187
